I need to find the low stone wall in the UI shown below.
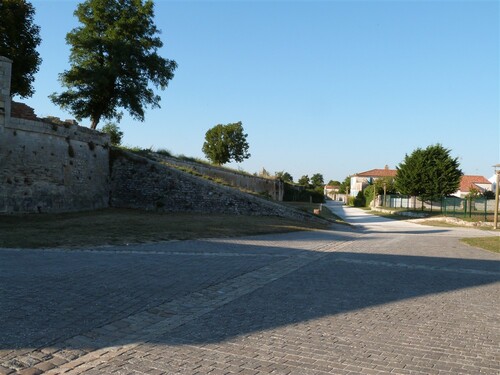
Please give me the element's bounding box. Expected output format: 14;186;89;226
110;149;319;221
371;207;427;218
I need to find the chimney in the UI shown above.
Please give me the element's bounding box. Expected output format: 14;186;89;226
0;56;13;125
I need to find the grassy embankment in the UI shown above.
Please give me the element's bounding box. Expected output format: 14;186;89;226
0;204;339;249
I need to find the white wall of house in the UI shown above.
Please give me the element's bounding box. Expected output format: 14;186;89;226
350;176;371;197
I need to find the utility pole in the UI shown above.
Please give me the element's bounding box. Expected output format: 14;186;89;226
494;164;500;229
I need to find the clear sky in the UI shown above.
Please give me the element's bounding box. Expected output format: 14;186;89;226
22;0;500;182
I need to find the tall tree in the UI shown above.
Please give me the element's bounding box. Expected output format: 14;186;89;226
310;173;324;188
396;144;462;200
202;122;250;165
395;148;426;197
420;144;462;200
0;0;42;98
50;0;177;129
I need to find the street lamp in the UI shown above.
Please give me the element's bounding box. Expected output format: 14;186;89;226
494;164;500;229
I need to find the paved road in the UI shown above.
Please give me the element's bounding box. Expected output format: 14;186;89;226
1;206;499;374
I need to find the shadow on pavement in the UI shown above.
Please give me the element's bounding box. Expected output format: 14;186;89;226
1;240;499;351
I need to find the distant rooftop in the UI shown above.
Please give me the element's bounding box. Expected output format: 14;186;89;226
459;175;492;192
354;166;397;178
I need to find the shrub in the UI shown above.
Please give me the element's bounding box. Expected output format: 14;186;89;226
101;122;123;146
353;191;366;207
283;183;324;203
348;196;355;206
156;148;172;157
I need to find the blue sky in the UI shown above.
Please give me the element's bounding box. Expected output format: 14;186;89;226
23;0;500;182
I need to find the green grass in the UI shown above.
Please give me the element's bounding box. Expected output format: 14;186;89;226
0;208;331;249
281;202;347;224
460;237;500;253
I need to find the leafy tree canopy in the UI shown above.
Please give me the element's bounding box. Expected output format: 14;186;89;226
395;148;426;197
298;175;310;186
0;0;42;98
310;173;324;188
275;171;293;183
374;176;396;195
50;0;177;129
101;122;123;146
202;121;250;165
395;144;462;200
327;180;341;186
338;176;351;194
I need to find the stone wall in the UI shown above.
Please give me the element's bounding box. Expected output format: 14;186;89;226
0;56;316;219
110;149;317;221
0;57;110;214
151;154;284;201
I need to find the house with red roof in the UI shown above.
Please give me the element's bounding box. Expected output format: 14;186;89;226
452;175;493;198
349;166;492;200
349;165;397;197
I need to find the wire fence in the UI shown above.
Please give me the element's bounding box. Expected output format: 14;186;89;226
381;195;498;222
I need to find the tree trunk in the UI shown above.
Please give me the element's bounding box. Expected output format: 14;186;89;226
90;115;100;130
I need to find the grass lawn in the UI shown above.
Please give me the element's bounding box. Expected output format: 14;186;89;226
460;237;500;254
0;208;332;249
280;202;347;224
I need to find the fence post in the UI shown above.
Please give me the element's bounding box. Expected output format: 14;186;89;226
484;198;487;222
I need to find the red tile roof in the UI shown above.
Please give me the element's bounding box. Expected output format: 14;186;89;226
459;175;492;192
355;168;397;178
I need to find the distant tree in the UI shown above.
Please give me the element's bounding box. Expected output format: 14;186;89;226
275;171;293;183
338;176;351;194
395;148;426;197
311;173;324;188
0;0;42;98
465;187;481;200
421;144;462;200
483;190;495;199
396;144;462;200
327;180;341;187
50;0;177;129
298;175;310;186
202;122;250;165
374;176;396;195
101;122;123;146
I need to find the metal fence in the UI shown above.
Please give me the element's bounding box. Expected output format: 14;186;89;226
382;195;497;222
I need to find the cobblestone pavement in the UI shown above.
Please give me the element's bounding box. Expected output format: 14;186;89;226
1;206;499;374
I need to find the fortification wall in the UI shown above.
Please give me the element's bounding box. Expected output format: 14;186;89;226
151;154;284;201
0;57;110;213
110;149;315;221
0;56;307;218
